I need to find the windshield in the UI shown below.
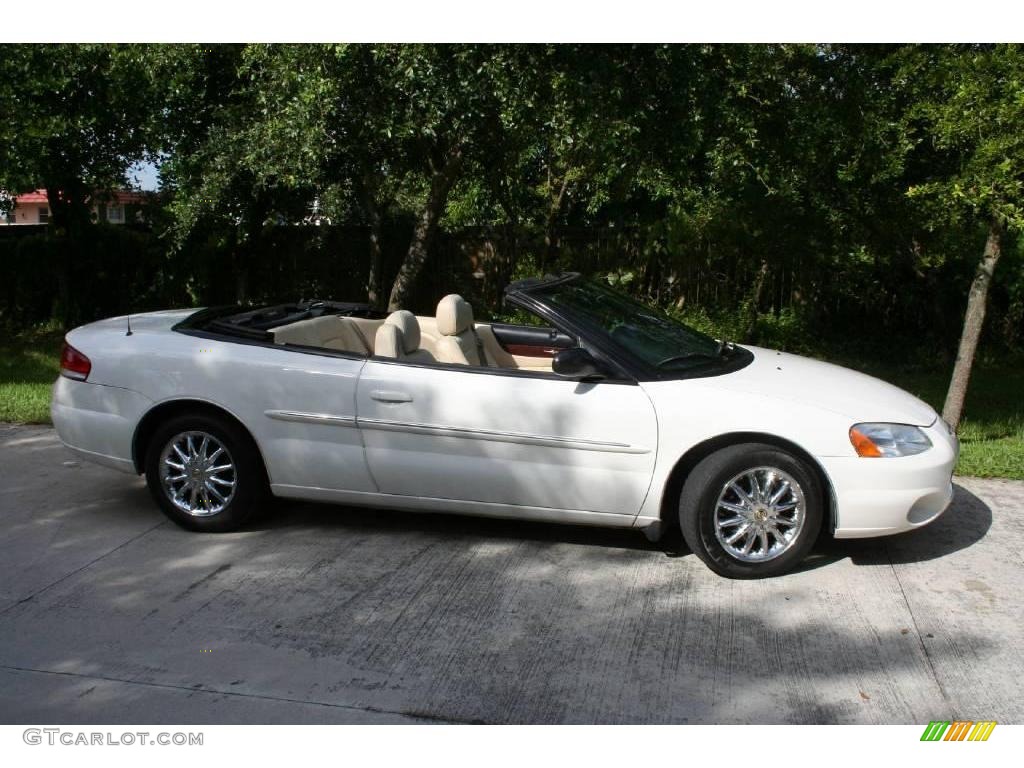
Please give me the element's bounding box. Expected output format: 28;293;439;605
539;278;726;370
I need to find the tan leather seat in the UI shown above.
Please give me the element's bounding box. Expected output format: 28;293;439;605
374;310;435;363
271;315;371;355
434;294;488;366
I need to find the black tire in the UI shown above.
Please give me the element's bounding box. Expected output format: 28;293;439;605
144;412;268;532
678;443;823;578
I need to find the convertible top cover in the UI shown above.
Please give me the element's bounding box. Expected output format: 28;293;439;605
178;299;383;341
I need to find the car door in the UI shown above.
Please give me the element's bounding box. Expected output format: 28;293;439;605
355;360;658;518
211;342;376;495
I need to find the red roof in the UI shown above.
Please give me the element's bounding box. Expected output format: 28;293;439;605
15;189;48;203
13;189;150;205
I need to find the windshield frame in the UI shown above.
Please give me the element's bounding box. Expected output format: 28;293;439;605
505;273;754;382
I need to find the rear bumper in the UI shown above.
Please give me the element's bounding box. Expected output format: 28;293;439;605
50;377;151;474
822;420;959;539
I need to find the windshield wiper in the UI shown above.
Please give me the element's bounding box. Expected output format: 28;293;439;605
656;340;734;369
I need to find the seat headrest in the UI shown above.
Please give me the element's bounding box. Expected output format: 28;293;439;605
436;294;473;336
374;323;402;358
384;310;420;353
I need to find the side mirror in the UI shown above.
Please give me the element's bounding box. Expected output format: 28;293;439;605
552;347;608;380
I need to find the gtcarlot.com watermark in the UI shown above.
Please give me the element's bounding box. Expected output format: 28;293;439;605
23;728;203;746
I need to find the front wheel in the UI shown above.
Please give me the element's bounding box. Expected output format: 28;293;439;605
679;443;823;578
145;413;267;532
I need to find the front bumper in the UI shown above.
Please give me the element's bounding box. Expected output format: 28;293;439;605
51;376;152;473
822;419;959;538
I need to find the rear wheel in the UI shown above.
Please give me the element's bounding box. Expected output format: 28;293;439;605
145;413;267;532
679;443;823;578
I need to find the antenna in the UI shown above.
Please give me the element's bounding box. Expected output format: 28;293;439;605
126;313;133;336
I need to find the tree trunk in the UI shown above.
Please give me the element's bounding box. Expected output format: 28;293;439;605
362;190;382;309
234;265;249;305
387;147;463;311
232;231;251;305
355;171;385;309
743;260;770;343
942;218;1004;429
46;183;89;328
235;192;271;305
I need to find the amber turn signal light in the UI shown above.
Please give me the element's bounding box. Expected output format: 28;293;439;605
849;427;884;457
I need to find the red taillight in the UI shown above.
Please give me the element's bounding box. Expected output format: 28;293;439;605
60;342;91;381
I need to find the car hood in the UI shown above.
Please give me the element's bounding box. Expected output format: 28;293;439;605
709;345;938;425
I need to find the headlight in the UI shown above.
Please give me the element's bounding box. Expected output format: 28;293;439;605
849;422;932;457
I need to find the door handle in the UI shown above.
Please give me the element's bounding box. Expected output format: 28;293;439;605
370;389;413;403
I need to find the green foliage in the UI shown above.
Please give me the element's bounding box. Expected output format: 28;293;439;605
899;45;1024;231
2;43;1024;363
0;44;158;205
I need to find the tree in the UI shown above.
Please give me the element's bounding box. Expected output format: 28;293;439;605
323;45;530;311
897;45;1024;428
160;44;538;311
8;41;1010;381
229;44;404;309
0;44;157;322
148;44;314;304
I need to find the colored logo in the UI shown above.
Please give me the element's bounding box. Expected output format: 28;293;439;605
920;720;996;741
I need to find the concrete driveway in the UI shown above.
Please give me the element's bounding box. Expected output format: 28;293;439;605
0;424;1021;724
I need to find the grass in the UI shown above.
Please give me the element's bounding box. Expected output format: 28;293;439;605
870;364;1024;480
1;326;1021;479
0;325;62;424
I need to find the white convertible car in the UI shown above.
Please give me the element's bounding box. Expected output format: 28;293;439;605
51;273;958;577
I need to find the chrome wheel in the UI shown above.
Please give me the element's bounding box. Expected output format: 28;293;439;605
713;466;805;563
159;431;236;517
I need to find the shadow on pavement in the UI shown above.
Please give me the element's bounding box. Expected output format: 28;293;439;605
800;482;992;572
250;482;991;573
255;497;667;553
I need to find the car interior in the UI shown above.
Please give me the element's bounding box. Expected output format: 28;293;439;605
268;294;574;373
